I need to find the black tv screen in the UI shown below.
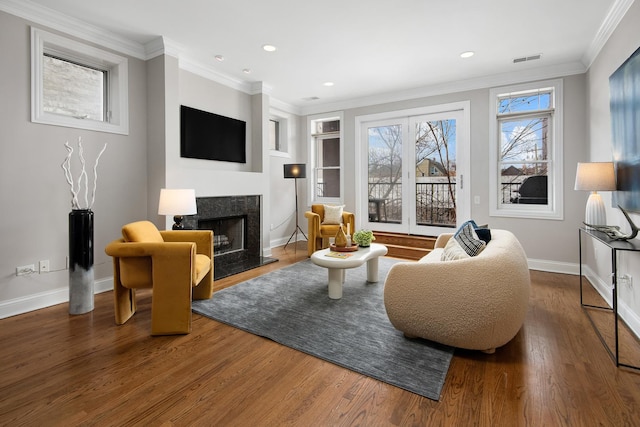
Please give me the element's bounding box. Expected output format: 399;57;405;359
180;105;246;163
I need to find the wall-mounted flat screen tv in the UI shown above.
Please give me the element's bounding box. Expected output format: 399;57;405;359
180;105;246;163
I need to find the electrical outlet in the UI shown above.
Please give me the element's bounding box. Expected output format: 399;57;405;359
39;260;50;273
16;264;35;276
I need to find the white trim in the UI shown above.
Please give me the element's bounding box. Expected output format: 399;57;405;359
31;27;129;135
583;264;640;341
354;101;471;234
489;79;563;220
300;62;584;116
581;0;635;68
1;0;629;117
0;0;146;59
528;258;579;275
269;108;291;156
307;112;345;206
0;277;112;320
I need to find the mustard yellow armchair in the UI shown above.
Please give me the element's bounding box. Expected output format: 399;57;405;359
104;220;214;335
304;204;355;257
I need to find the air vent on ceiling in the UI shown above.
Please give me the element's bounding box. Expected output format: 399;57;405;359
513;54;542;64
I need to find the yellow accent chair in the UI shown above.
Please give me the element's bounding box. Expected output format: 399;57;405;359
304;204;355;257
104;220;214;335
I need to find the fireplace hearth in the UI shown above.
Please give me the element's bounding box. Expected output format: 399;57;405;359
183;195;277;280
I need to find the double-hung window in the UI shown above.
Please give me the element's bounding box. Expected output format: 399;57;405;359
309;114;343;204
31;27;129;135
489;80;563;219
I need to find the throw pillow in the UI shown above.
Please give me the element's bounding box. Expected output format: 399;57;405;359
475;227;492;244
122;220;164;243
322;204;344;225
441;237;470;261
454;222;486;256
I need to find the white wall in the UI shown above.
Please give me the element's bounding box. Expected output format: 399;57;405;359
0;11;148;316
307;74;588;270
586;0;640;331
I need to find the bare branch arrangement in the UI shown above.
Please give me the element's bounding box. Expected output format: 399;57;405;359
61;137;107;210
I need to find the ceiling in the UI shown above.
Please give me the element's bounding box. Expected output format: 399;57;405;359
12;0;627;112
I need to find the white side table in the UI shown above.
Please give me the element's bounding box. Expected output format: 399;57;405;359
310;243;388;299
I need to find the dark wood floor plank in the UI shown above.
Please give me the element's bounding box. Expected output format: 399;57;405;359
1;243;640;426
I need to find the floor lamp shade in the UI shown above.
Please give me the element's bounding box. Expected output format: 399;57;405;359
574;162;616;226
284;163;306;179
158;189;197;229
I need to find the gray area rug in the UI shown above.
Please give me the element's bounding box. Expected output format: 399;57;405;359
192;257;454;400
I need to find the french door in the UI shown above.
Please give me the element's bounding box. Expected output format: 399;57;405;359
359;104;469;236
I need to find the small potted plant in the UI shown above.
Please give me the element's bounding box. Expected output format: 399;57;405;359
353;229;375;247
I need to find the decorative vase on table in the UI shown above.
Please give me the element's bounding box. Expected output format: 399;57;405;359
68;209;94;315
335;225;348;247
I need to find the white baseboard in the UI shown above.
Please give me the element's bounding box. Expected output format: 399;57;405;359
270;235;305;249
0;277;112;319
3;257;638;343
527;258;579;275
583;265;640;340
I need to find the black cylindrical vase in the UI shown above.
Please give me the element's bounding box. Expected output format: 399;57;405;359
69;209;94;315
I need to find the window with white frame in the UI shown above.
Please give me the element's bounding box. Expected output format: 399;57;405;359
269;119;281;151
309;115;343;203
269;109;290;157
31;27;129;135
489;80;563;219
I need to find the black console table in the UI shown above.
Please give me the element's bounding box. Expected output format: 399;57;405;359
579;227;640;370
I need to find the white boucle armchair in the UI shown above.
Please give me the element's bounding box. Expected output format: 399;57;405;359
383;229;530;353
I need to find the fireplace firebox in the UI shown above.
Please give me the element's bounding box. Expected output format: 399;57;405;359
183;195;277;279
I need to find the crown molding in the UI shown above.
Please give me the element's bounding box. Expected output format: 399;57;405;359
299;61;587;116
0;0;146;59
2;0;623;117
581;0;635;68
178;55;251;93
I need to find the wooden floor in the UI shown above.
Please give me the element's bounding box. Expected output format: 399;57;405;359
1;241;640;426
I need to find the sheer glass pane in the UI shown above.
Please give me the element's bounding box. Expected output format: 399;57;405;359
269;119;279;150
318;137;340;167
367;125;402;223
315;169;340;198
414;119;457;227
500;162;548;205
43;55;105;121
499;116;549;162
498;92;551;114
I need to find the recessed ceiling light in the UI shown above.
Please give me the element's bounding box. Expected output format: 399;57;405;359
323;82;334;87
262;44;277;52
243;68;251;74
460;51;475;58
214;55;225;62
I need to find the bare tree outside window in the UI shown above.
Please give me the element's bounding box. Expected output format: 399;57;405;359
497;91;552;205
367;120;458;227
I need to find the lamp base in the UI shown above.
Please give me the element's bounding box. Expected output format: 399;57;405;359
585;192;606;227
173;215;185;230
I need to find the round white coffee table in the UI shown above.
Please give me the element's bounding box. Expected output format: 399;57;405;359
310;243;388;299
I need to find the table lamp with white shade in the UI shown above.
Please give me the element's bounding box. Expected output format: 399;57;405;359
574;162;616;226
158;188;197;230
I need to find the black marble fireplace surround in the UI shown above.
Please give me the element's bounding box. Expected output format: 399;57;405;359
183;195;277;280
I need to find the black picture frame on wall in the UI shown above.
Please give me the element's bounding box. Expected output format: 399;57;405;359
609;46;640;213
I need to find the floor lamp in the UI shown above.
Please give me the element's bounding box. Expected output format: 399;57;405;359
284;163;308;252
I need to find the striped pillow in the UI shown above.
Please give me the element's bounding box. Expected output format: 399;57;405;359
454;222;486;256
